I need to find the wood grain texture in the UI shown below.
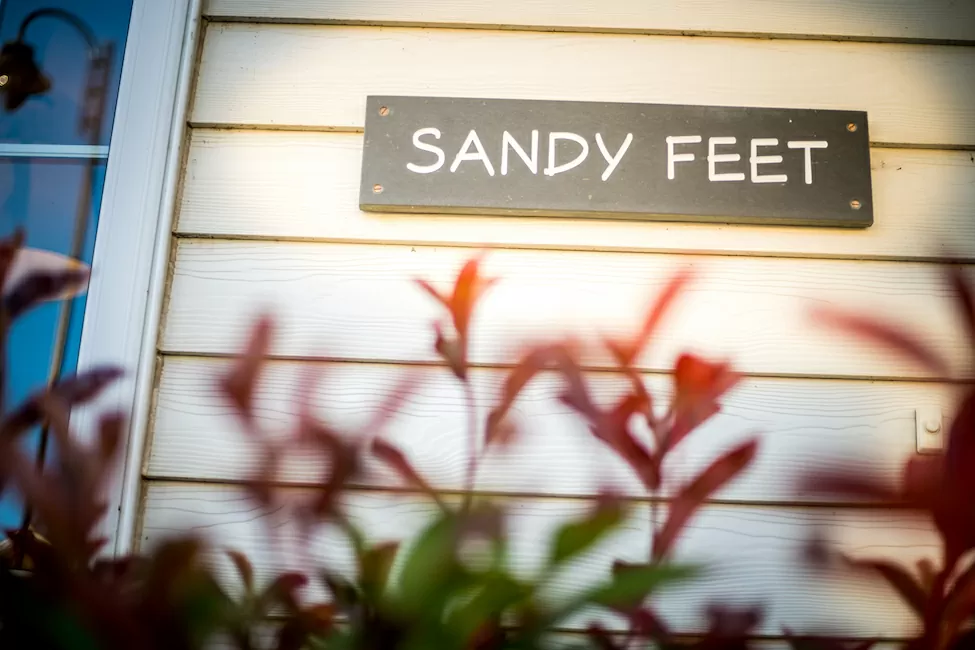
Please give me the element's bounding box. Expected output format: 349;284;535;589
190;24;975;147
161;240;971;380
177;130;975;261
148;355;951;503
203;0;975;43
141;484;937;636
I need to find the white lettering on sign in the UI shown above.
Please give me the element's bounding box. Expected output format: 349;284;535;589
451;130;496;176
501;130;539;175
707;137;745;182
666;135;702;180
788;140;829;184
403;129;831;187
544;132;589;177
596;133;634;181
750;138;788;184
406;128;446;174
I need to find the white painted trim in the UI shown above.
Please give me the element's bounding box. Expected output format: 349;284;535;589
69;0;202;556
0;144;110;159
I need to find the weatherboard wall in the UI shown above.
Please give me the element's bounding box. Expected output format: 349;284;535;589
140;0;975;640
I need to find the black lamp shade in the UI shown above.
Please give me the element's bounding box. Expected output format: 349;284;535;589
0;40;52;111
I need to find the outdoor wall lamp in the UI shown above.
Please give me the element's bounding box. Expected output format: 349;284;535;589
0;8;112;122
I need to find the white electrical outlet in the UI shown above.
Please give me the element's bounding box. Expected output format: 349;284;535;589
915;407;945;454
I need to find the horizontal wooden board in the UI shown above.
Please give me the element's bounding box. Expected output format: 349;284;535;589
148;356;953;503
191;25;975;147
203;0;975;43
177;130;975;261
161;240;971;380
141;484;936;636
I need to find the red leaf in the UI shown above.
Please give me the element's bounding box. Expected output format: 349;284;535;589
845;556;926;618
371;438;447;510
485;344;571;446
812;308;951;377
220;314;274;421
415;278;450;309
665;354;740;453
654;440;758;560
605;269;693;367
450;254;493;341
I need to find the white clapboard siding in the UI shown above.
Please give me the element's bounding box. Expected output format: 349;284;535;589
203;0;975;43
141;484;936;636
148;355;952;503
161;240;971;380
177;130;975;261
191;25;975;147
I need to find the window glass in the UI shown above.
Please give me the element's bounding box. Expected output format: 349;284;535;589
0;0;134;529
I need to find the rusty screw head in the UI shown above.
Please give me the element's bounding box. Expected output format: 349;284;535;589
850;199;862;210
846;123;858;132
373;184;384;194
379;106;389;117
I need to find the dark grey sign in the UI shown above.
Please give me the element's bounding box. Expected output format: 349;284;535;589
359;96;873;227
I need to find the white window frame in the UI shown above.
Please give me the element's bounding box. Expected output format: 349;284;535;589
66;0;202;556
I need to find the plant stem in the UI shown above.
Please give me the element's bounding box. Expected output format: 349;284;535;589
649;494;657;563
461;380;478;512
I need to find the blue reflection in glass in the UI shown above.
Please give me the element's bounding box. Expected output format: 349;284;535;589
0;0;134;529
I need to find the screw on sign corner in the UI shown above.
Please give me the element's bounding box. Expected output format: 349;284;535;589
850;199;862;210
846;123;858;132
379;106;389;117
373;184;384;194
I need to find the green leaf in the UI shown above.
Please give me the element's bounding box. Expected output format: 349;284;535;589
547;563;697;626
395;513;459;612
447;571;529;643
590;563;698;609
359;541;399;599
548;498;624;568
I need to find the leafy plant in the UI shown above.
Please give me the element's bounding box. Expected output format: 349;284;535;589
0;233;768;649
797;266;975;650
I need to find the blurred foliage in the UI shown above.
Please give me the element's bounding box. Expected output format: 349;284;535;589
0;229;971;650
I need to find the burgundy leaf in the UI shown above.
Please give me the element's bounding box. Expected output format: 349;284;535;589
935;391;975;560
227;549;255;592
220;314;274;422
626;606;670;639
586;623;623;650
258;572;308;614
0;366;123;439
591;394;660;492
605;269;694;367
0;229;25;289
812;308;952;377
371;438;446;510
654;440;758;560
434;321;468;381
798;465;906;504
845;557;927;618
302;422;361;521
3;268;89;320
948;266;975;347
